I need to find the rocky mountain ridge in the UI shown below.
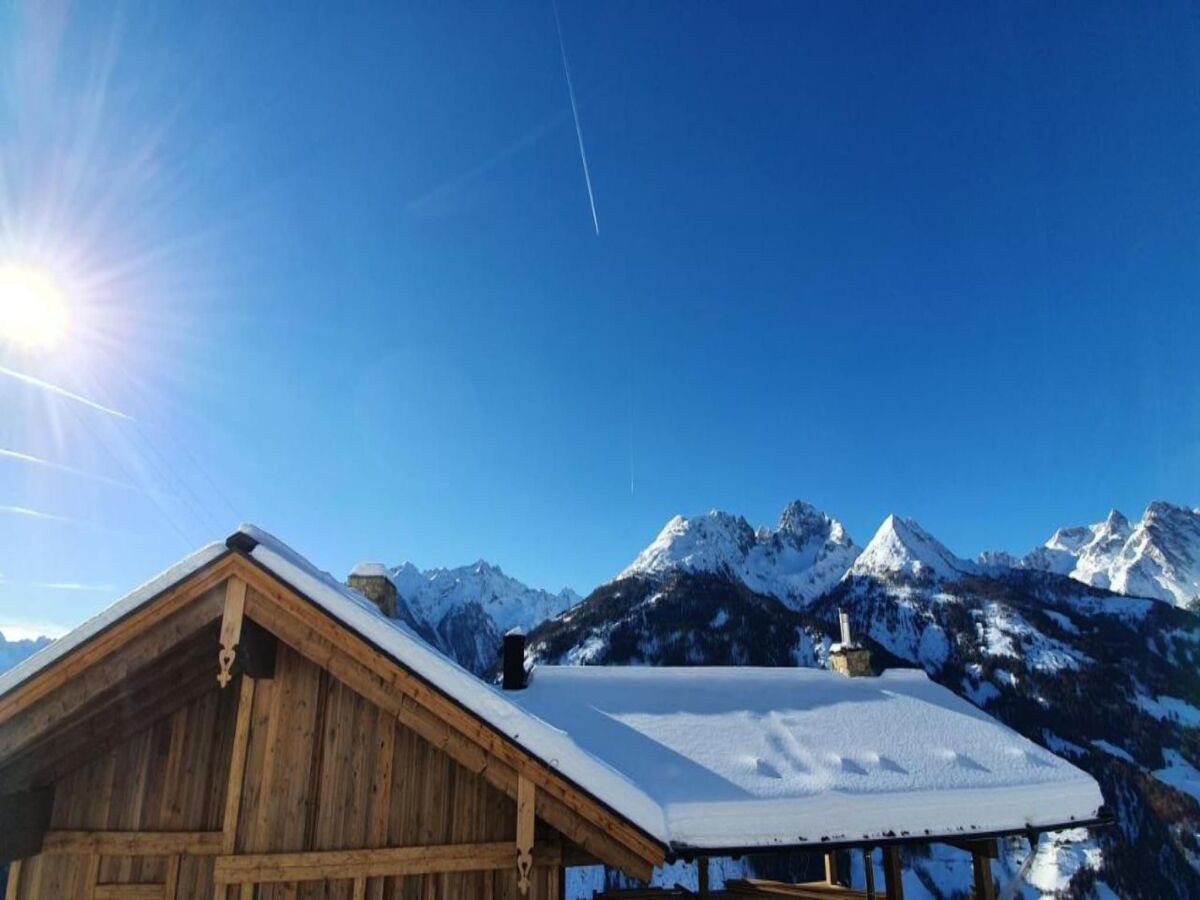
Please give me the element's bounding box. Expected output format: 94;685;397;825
1015;502;1200;608
351;558;580;674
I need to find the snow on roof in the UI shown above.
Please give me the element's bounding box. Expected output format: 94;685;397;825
349;562;391;579
0;525;1105;854
511;666;1104;850
0;540;228;699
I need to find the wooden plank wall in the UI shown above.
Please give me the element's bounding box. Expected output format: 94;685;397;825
13;683;238;898
13;639;563;900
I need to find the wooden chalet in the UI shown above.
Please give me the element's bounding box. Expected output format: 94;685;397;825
0;527;1106;900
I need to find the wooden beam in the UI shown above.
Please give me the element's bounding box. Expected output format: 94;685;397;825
95;886;165;900
41;830;224;856
352;878;366;900
971;849;996;900
0;786;53;863
4;860;21;900
221;675;255;854
164;855;181;900
217;578;247;688
882;846;903;900
241;575;661;882
83;854;101;900
824;850;839;885
213;841;564;885
697;856;710;897
863;848;875;900
517;775;535;895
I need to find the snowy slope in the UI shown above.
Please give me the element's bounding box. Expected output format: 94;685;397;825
1019;502;1200;607
620;501;858;607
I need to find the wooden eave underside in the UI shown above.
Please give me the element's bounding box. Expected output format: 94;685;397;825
0;549;666;880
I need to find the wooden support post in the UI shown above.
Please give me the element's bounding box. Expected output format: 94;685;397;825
824;849;840;885
972;847;996;900
516;775;535;895
697;856;709;897
222;675;256;855
352;877;366;900
164;855;181;900
4;860;21;900
863;847;876;900
83;854;101;900
883;846;903;900
217;578;247;688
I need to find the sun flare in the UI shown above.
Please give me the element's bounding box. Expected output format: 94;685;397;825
0;264;70;349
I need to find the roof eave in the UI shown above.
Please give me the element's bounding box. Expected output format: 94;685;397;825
664;810;1114;861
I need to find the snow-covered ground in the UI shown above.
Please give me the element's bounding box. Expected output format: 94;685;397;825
1154;749;1200;804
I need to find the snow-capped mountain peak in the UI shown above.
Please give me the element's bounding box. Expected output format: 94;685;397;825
391;559;579;635
848;514;973;583
1021;501;1200;607
619;501;858;607
620;510;757;582
353;558;579;674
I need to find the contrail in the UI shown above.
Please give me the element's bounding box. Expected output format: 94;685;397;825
552;0;600;235
0;365;133;420
0;447;151;495
0;505;80;523
30;582;117;592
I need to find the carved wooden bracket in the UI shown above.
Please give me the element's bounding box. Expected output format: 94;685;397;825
516;775;535;895
217;578;247;688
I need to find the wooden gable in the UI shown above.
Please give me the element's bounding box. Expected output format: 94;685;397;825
0;550;665;900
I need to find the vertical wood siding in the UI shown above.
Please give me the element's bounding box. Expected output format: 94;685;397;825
13;641;563;900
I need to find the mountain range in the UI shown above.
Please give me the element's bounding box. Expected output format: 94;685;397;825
0;633;52;673
2;500;1198;898
373;559;580;674
526;500;1200;899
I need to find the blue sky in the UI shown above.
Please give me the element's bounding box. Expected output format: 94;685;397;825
1;1;1198;636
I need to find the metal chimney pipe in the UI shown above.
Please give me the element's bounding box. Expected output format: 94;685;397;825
502;628;527;690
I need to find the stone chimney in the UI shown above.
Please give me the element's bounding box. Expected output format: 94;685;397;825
347;563;397;618
502;628;527;690
829;609;873;677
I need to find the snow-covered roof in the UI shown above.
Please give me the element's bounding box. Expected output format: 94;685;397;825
511;666;1104;850
348;561;392;579
0;540;229;698
0;525;1105;855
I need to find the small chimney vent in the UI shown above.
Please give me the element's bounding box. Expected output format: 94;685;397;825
347;563;398;618
502;628;528;690
839;610;853;646
830;608;873;677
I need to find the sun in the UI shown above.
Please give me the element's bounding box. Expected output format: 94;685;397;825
0;264;70;349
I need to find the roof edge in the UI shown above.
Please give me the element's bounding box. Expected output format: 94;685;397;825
665;811;1114;860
